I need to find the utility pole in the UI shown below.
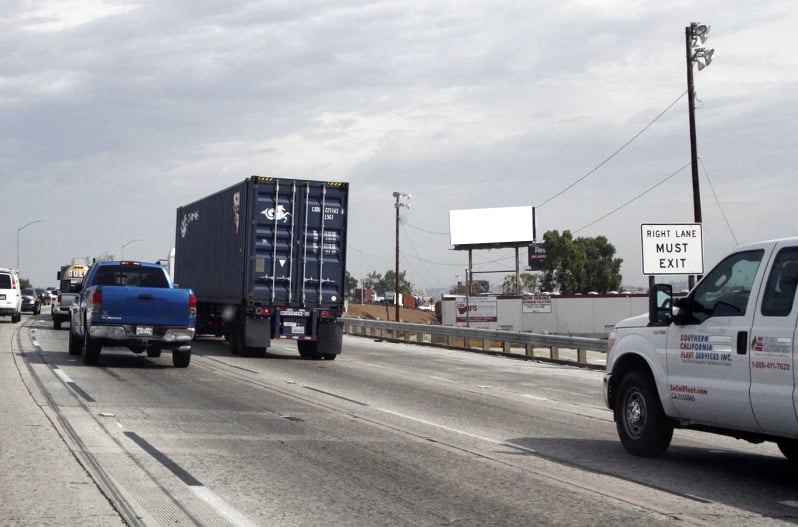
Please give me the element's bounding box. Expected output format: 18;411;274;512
685;22;713;289
392;192;410;322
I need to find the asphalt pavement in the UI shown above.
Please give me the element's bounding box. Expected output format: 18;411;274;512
0;318;125;526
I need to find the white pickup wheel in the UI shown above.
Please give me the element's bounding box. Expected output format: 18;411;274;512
615;371;673;457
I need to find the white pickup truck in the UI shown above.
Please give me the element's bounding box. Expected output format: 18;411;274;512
605;238;798;460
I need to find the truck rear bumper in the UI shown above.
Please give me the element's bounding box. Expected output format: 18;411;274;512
89;325;195;344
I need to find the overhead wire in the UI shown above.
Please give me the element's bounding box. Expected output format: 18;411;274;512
536;90;688;209
699;156;739;245
573;162;691;234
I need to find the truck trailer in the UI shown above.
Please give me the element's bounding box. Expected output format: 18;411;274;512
174;176;348;359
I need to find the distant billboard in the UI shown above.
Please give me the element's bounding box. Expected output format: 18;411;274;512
527;242;546;271
449;206;535;248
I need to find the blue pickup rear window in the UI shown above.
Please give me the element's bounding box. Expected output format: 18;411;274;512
95;267;169;288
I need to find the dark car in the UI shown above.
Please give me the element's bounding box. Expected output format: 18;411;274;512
21;288;41;314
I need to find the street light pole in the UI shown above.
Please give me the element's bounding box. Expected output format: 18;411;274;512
17;220;44;271
121;239;144;260
392;191;410;322
685;22;713;289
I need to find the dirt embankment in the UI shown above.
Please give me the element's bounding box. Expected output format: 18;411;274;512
344;303;439;324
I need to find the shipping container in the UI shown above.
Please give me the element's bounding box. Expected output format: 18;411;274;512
175;176;349;359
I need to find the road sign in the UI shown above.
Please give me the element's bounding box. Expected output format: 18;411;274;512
641;223;703;275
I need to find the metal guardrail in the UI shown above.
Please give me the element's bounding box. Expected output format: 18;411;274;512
342;318;608;368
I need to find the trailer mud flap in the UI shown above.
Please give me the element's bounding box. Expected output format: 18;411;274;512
245;317;271;348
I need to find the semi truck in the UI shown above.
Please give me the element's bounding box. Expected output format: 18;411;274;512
52;260;89;329
174;176;349;359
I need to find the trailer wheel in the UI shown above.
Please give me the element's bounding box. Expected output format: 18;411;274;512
298;340;321;359
614;370;673;457
229;318;244;355
82;329;101;366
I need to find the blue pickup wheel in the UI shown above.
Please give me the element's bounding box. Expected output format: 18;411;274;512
172;348;191;368
68;330;81;355
82;328;101;366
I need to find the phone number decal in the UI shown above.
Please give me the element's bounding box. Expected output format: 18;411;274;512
752;361;790;371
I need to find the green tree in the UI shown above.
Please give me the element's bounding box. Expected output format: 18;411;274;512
344;271;358;299
383;269;413;294
364;270;413;295
541;230;622;294
502;273;538;294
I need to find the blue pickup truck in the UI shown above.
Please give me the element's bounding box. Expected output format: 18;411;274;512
69;261;197;367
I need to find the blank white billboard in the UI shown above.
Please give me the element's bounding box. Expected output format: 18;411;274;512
449;206;534;247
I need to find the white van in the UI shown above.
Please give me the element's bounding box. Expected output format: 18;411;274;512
0;268;22;323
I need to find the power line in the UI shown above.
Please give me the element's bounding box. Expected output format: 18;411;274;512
536;91;687;209
574;162;691;234
699;156;738;245
403;222;449;236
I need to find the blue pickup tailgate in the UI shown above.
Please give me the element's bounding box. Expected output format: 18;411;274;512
93;286;193;327
88;263;194;328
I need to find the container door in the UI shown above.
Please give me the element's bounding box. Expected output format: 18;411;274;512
294;182;347;308
251;178;298;306
250;179;347;309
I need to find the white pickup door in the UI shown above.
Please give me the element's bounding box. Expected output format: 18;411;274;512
664;244;769;431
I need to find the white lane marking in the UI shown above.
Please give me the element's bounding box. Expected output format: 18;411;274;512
374;407;536;454
430;376;453;382
189;486;260;527
53;368;73;384
522;394;550;401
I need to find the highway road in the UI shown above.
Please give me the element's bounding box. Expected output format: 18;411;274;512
4;313;798;526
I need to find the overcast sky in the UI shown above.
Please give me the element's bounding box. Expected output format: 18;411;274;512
3;1;797;294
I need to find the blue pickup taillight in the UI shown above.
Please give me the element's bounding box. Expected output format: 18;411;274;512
189;293;197;317
91;288;102;309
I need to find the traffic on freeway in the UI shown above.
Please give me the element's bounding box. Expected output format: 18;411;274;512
3;312;798;526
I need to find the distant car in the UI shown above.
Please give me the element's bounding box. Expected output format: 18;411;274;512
0;268;22;322
36;288;49;306
21;288;41;314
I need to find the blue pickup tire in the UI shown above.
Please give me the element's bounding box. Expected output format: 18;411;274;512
68;330;82;356
82;330;101;366
173;348;191;368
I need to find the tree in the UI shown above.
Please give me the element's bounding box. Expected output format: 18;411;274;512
502;273;538;295
344;271;358;299
364;270;413;295
383;269;413;295
540;230;622;294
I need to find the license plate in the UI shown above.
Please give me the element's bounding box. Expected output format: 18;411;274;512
136;326;153;336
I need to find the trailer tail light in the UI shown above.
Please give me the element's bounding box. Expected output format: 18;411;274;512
251;306;271;316
321;310;329;318
189;293;197;317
